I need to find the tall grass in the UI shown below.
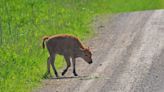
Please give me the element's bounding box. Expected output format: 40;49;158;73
0;0;164;92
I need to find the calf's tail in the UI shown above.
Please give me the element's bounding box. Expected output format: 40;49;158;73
42;36;49;49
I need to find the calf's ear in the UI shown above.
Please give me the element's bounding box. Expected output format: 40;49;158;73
89;47;96;53
80;48;85;51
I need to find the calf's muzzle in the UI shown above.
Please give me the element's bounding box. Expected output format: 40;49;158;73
89;60;92;64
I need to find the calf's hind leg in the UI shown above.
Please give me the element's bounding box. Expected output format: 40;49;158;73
43;57;51;78
62;56;71;76
50;54;59;77
47;57;51;75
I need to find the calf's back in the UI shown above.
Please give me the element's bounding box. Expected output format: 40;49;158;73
45;35;84;56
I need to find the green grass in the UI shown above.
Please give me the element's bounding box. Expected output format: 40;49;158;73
0;0;164;92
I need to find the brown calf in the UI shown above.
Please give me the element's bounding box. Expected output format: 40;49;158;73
42;34;92;77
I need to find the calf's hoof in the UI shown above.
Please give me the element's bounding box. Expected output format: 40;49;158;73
74;73;78;76
61;70;67;76
56;75;59;78
43;72;52;79
55;73;59;78
62;72;65;76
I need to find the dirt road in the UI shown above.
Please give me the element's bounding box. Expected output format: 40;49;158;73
37;10;164;92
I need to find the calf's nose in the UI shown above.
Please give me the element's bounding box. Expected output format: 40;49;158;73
89;60;92;64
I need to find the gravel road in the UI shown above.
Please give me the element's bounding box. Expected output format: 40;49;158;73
36;10;164;92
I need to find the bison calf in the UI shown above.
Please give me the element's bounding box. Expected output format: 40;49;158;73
42;34;92;77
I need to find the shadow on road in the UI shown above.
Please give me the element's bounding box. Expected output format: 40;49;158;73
50;75;89;80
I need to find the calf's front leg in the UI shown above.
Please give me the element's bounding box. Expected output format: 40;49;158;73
72;58;78;76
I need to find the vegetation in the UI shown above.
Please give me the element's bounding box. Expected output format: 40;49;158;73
0;0;163;92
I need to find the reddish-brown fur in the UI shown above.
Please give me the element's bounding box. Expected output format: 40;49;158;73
42;34;92;77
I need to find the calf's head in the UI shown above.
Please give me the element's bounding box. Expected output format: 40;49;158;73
80;48;92;64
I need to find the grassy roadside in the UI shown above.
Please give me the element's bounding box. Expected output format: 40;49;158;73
0;0;164;92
